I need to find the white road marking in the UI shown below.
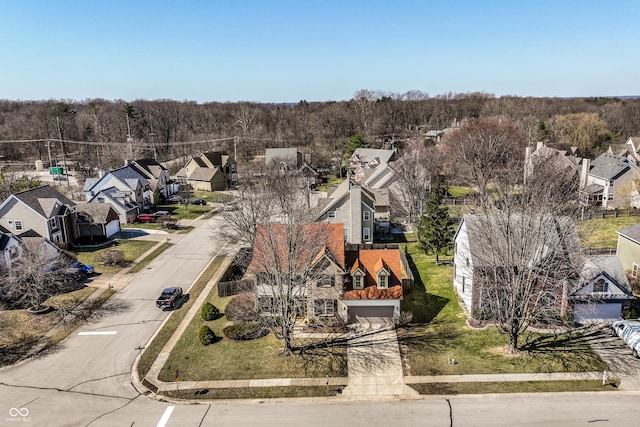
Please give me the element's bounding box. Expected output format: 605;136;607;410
77;331;118;335
157;406;175;427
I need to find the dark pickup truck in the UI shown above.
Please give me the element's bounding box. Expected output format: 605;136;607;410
156;287;183;309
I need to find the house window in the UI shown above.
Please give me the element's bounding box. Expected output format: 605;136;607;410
593;279;607;293
353;272;363;289
314;299;337;316
317;275;334;287
48;217;56;230
231;164;236;172
466;257;470;267
608;194;614;201
259;297;274;314
327;211;336;218
462;276;466;293
610;180;615;187
363;227;370;241
14;220;23;231
344;227;349;241
633;263;638;279
363;211;370;221
9;246;19;260
378;271;388;289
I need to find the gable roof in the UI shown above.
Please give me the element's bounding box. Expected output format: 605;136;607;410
11;185;75;218
617;223;640;244
188;167;222;181
343;248;405;299
351;148;396;165
249;223;345;273
75;202;116;223
109;165;149;188
130;158;167;179
571;256;633;300
588;152;632;180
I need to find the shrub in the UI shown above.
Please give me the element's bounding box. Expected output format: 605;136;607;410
198;325;216;345
225;292;258;322
99;248;124;266
200;301;220;321
223;322;267;340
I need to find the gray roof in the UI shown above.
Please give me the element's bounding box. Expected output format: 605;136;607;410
570;255;633;300
130;158;167;179
12;185;75;218
351;148;396;165
83;178;99;192
588;152;631;180
583;183;604;195
617;223;640;244
75;202;115;223
110;165;149;188
102;187;139;210
188;167;220;181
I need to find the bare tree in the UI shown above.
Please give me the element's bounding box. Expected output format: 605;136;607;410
442;118;527;209
391;141;442;222
0;239;77;311
462;157;582;354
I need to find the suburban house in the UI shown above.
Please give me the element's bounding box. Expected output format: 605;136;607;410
0;225;22;268
569;255;634;323
525;141;582;180
625;136;640;163
454;213;633;323
177;151;236;191
83;165;150;222
75;202;121;243
349;148;397;189
616;223;640;278
341;245;413;322
0;185;76;244
265;147;303;171
314;179;376;244
127;158;171;201
249;222;412;324
579;151;640;209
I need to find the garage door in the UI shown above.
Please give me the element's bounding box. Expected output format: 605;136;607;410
105;220;120;238
574;302;622;323
348;306;394;323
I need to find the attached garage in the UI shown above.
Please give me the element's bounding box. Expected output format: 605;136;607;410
573;302;623;324
347;305;395;323
341;299;400;324
105;220;120;238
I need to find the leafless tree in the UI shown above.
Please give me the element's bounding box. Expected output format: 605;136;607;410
391;141;442;222
0;239;77;311
465;157;582;354
442;118;527;209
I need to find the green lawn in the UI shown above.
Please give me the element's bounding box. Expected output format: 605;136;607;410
318;176;344;192
400;243;607;376
75;240;157;274
411;379;619;395
193;190;234;204
159;287;347;382
153;204;213;220
576;216;640;249
447;186;475;198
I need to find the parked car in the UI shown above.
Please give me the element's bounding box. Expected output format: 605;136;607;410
190;199;207;205
152;210;170;218
70;261;95;276
136;213;154;223
156;287;183;309
612;319;640;338
166;195;182;203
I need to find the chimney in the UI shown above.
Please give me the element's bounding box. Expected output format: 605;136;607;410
579;158;591;189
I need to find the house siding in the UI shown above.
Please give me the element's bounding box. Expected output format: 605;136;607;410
617;235;640;274
452;220;475;313
0;198;49;238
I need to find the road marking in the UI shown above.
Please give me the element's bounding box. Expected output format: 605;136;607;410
77;331;118;335
157;406;175;427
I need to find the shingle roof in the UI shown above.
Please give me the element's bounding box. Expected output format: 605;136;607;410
75;202;115;222
201;151;226;167
617;223;640;244
588;152;631;180
188;167;220;181
13;185;75;218
110;165;149;188
343;248;405;299
351;148;396;165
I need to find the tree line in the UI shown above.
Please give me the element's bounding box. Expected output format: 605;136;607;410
0;91;639;173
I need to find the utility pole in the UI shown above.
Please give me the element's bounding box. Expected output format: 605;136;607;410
126;113;133;159
56;116;70;189
234;136;238;160
148;115;157;161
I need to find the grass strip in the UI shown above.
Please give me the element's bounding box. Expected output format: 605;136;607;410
137;256;224;378
162;385;347;400
127;242;172;274
410;379;620;395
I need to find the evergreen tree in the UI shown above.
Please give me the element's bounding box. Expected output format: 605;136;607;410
418;186;454;263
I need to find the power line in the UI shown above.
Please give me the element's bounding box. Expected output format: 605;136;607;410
0;136;235;148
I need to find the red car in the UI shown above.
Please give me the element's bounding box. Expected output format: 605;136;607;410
136;213;154;223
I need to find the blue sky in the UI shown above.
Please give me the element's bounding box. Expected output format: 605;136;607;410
1;1;638;103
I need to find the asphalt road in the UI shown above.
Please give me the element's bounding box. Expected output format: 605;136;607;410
2;215;640;426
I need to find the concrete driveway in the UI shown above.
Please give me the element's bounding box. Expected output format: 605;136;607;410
587;323;640;378
342;321;418;398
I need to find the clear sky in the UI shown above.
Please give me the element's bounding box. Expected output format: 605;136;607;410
1;0;638;103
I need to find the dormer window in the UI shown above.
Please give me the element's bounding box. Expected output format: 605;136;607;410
377;271;388;289
593;278;607;293
353;271;364;289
